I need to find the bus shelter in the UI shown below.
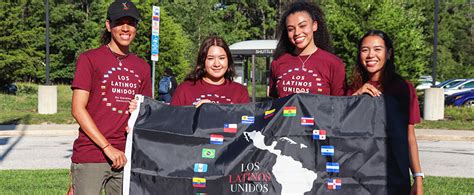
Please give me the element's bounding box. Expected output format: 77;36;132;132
229;40;277;102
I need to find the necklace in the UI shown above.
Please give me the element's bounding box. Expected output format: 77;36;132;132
106;44;129;66
298;48;318;69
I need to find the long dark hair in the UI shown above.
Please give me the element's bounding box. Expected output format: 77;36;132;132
274;0;333;59
351;30;402;91
185;36;236;81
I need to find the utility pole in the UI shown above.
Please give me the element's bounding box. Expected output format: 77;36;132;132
38;0;57;114
45;0;50;85
432;0;439;86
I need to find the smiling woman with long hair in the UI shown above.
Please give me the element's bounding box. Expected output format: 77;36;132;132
170;35;249;107
269;0;346;98
349;30;424;195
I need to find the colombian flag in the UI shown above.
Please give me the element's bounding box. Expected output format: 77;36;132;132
192;177;206;188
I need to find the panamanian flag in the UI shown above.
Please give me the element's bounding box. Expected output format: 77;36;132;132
327;179;342;190
313;130;326;140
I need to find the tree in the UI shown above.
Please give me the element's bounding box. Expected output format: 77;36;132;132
134;0;193;92
0;1;45;85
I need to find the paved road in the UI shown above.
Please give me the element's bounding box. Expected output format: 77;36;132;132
0;135;75;170
1;134;473;178
418;140;474;178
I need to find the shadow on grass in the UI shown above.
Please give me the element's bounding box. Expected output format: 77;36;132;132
0;115;32;125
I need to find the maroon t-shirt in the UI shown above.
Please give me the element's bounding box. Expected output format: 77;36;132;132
170;79;250;106
269;49;346;98
348;80;421;125
71;45;152;163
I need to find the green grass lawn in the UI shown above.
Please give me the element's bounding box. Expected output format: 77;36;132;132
0;169;472;194
417;106;473;130
0;83;472;130
0;83;75;124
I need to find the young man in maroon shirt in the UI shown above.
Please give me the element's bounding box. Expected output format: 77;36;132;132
70;1;151;194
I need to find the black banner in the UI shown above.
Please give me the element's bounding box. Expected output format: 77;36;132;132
126;93;410;194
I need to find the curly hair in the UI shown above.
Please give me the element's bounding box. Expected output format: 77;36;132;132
351;30;402;91
274;0;333;59
185;35;236;81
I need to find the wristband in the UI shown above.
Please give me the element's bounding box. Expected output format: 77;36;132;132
413;172;424;179
101;143;111;150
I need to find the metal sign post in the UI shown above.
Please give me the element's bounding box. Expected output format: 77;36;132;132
151;6;160;98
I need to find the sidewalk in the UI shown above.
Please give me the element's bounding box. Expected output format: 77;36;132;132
0;124;472;142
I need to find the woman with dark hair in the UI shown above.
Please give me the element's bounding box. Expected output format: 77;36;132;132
349;30;423;194
70;0;152;194
269;0;346;98
170;35;249;106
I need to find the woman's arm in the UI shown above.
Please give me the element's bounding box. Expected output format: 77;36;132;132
72;89;127;169
408;124;423;195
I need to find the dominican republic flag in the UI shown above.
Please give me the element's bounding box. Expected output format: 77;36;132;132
194;163;208;173
301;117;314;126
192;177;206;188
327;179;342;190
283;106;296;116
313;130;326;140
223;123;237;133
326;162;340;173
210;134;224;145
321;145;334;156
241;116;255;124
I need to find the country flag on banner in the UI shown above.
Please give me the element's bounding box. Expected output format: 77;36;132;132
283;106;297;116
192;177;206;188
312;130;326;140
224;124;237;133
326;162;340;173
194;163;208;173
321;145;335;156
264;109;275;119
327;179;342;190
241;116;255;124
210;134;224;145
301;117;314;126
202;148;215;159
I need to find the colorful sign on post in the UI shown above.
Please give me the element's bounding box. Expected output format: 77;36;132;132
151;6;160;61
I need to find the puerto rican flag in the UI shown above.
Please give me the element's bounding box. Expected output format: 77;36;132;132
327;179;342;190
301;117;314;126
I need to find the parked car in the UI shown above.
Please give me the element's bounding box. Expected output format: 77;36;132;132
444;78;474;96
435;78;466;89
445;90;474;107
416;75;440;90
1;83;17;95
